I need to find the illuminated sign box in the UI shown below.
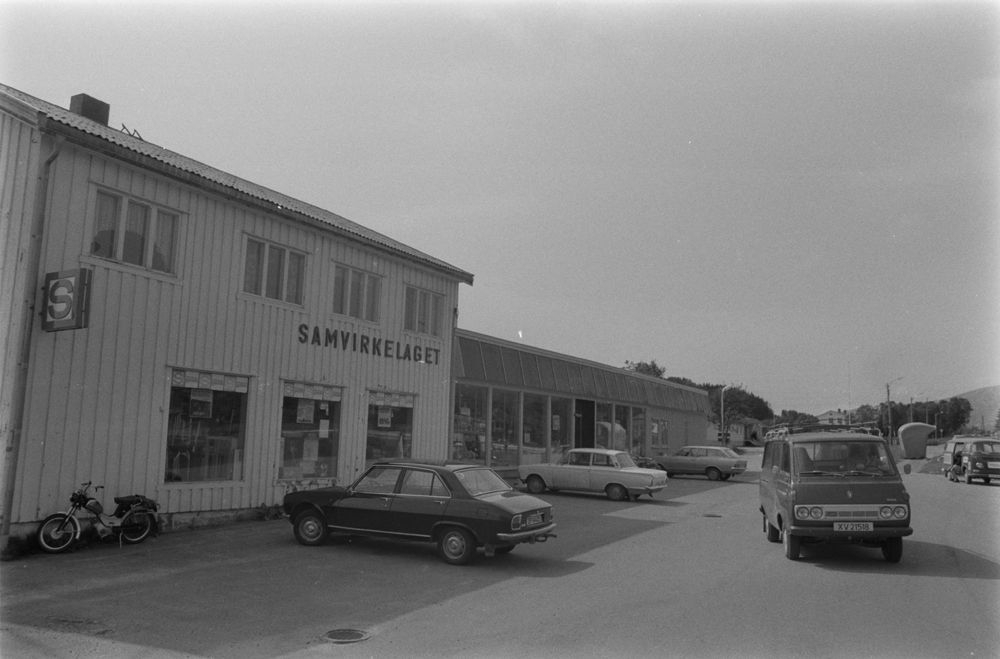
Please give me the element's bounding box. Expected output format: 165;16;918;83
41;269;92;332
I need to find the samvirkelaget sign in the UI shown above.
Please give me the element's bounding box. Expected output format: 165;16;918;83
41;269;91;332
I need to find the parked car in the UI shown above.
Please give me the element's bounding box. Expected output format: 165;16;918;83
654;445;747;480
759;429;912;563
518;448;668;501
958;438;1000;484
282;461;555;565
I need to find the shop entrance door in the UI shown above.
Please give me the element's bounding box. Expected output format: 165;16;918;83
574;399;595;448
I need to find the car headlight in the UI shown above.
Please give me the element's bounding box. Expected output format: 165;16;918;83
893;506;907;519
795;506;822;520
880;505;908;520
511;514;523;531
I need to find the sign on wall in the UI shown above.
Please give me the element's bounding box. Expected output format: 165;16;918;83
41;269;92;332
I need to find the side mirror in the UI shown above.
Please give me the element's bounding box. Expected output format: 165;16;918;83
902;464;911;475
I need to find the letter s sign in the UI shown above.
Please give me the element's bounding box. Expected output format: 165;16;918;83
41;269;92;331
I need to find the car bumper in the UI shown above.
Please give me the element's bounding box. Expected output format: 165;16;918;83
788;524;913;539
627;484;667;496
496;522;557;544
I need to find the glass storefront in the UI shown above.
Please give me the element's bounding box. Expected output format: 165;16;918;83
279;392;340;480
453;384;487;462
366;392;414;462
521;393;547;465
165;369;247;483
631;406;647;456
613;405;630;452
550;397;572;462
596;402;613;449
491;389;520;468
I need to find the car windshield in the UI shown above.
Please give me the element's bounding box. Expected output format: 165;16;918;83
794;441;897;476
455;467;512;496
614;453;637;468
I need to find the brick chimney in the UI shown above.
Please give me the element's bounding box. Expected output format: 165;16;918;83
70;93;110;126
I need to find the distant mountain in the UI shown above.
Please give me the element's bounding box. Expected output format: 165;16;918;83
959;385;1000;432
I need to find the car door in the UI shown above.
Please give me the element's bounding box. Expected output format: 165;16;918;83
588;452;618;490
554;451;593;490
332;465;402;533
671;447;697;474
388;468;450;538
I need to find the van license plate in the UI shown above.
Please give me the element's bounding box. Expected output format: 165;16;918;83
834;522;873;532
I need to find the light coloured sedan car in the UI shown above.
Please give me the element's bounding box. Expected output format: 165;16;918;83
518;448;668;501
655;445;747;481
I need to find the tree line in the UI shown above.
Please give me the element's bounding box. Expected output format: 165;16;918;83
625;359;974;437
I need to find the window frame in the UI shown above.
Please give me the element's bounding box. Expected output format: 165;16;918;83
404;285;444;336
243;236;306;305
333;264;382;323
91;189;179;274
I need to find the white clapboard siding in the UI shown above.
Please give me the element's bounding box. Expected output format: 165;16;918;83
12;139;460;521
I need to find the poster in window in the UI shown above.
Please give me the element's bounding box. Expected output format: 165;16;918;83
378;406;392;428
552;414;561;431
296;399;315;424
190;389;213;418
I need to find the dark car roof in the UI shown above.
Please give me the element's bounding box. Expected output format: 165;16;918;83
373;460;493;473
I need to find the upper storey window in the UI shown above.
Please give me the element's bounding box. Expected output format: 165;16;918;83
244;238;305;305
333;265;381;323
91;190;177;273
404;286;443;337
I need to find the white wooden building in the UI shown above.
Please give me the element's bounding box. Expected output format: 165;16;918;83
1;84;473;539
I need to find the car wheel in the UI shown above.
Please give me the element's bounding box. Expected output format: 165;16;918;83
525;475;546;494
706;467;722;481
293;510;328;546
882;537;903;563
605;483;629;501
720;474;731;481
782;528;801;560
438;527;476;565
765;517;780;543
984;477;991;484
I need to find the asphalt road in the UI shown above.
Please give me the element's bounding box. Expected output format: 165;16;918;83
2;448;998;659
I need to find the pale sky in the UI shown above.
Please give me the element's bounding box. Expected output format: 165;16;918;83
2;0;998;415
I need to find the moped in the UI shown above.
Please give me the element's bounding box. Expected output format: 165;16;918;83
36;481;159;553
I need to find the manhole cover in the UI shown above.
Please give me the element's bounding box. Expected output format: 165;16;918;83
324;629;370;644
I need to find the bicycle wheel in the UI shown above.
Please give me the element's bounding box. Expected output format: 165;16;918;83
37;514;81;553
120;510;154;544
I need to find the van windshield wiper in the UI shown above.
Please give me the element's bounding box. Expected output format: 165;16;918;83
798;470;844;477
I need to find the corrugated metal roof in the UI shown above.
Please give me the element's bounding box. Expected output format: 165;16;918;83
452;329;711;414
0;83;473;285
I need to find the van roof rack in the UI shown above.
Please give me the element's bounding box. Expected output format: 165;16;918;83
764;423;883;439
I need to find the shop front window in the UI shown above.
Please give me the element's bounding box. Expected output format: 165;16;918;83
491;389;520;468
279;388;341;480
613;405;630;452
596;402;613;449
165;370;247;482
650;417;669;457
631;407;647;456
521;394;547;466
453;384;487;462
366;393;413;462
550;397;572;463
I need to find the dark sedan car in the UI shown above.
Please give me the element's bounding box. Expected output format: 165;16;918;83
282;461;556;565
